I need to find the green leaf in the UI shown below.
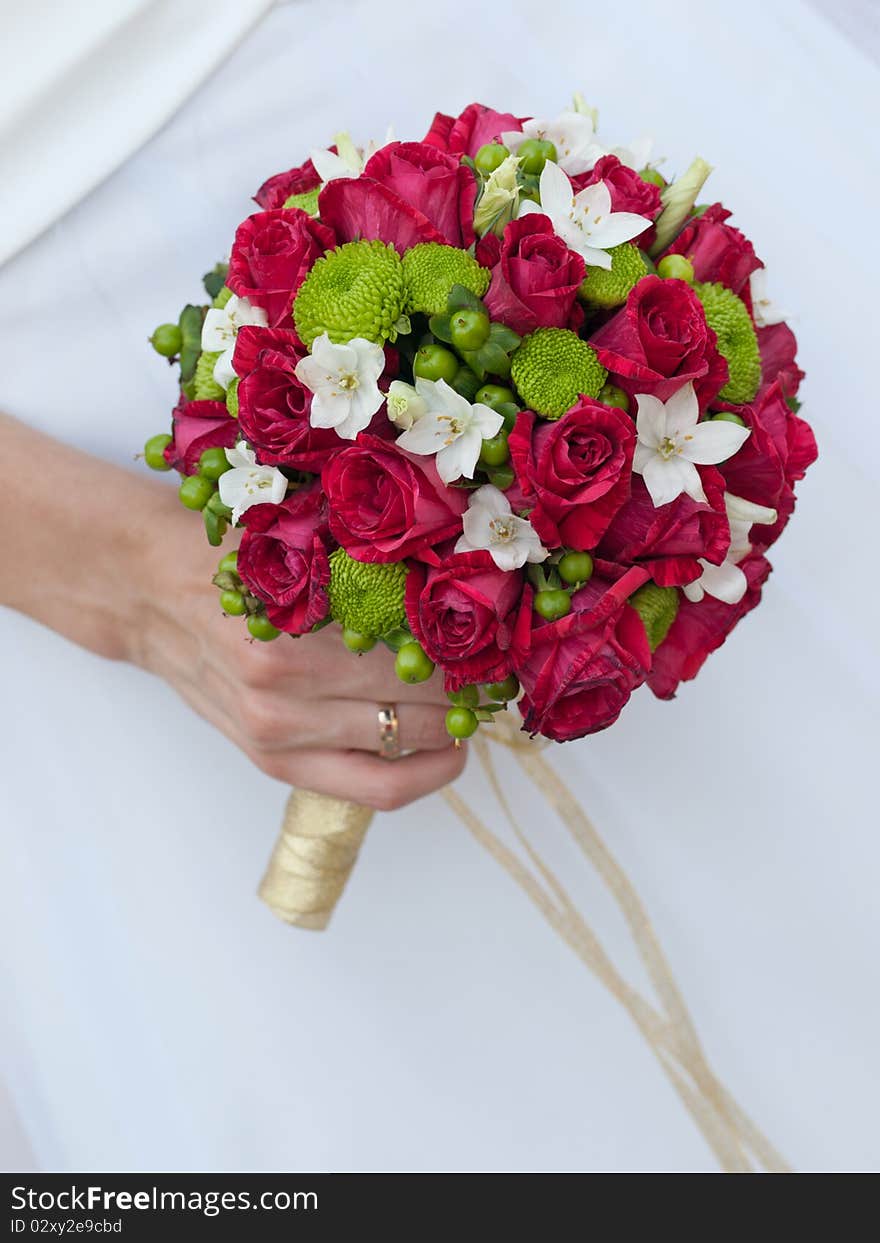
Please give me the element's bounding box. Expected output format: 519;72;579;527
474;339;512;379
203;508;225;547
447;283;485;314
785;395;802;413
488;322;521;353
428;313;454;344
202;263;229;299
380;626;414;652
460;349;487;382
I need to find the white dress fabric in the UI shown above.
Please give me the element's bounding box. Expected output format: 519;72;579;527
1;0;878;1174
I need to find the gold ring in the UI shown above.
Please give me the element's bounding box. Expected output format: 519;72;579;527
377;703;401;760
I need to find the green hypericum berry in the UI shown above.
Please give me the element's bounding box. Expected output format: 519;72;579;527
150;323;182;357
486;465;515;490
198;447;232;480
639;167;666;188
178;475;215;511
479;433;510;467
629;581;679;651
218;550;239;575
144;433;172;471
395;642;435;684
220;590;247;616
475;384;516;411
518;138;557;175
711;411;747;426
474;143;509;176
483;674;519;702
414;344;459;384
579;244;647;309
282;187;321;216
510;327;607;419
558;551;594;585
534;589;572;621
450;308;490;352
293;239;406;347
402;242;490;316
247;614;281;642
656;254;695;283
448;685;480;709
598;383;630;411
327;548;408;636
342;628;377;653
694;281;762;404
445;706;479;740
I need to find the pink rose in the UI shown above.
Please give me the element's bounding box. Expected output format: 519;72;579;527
648;553;771;699
476;215;585;336
422;102;523;157
513;564;652;741
508;400;634;550
236;485;330;635
321;436;467;562
660;203;761;295
590;275;729;407
404;550;526;691
253;155;322;211
163;396;237;475
572;156;662;246
227;209;335;327
757;322;804;401
597;470;730;587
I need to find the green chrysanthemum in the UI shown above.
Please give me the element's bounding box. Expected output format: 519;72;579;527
629;582;679;652
212;285;234;310
694;281;761;404
579;244;647;310
510;328;608;419
402;243;490;315
282;188;321;217
293;239;407;348
226;376;240;418
327;549;408;637
193;351;226;401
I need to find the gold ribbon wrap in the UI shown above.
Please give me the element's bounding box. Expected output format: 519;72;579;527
257;720;789;1172
258;789;374;930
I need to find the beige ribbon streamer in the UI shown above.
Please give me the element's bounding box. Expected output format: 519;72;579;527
258;722;789;1172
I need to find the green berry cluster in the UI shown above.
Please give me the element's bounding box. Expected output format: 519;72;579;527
211;550;281;641
445;675;521;740
527;550;595;621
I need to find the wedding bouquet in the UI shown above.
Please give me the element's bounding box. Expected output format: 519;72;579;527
144;96;815;918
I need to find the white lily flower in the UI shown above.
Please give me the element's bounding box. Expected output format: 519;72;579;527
632;383;751;508
218;442;287;525
519;161;651;270
395;379;503;484
608;135;655;171
503;111;604;176
201;295;268;390
309;127;394;184
683;492;778;605
294;333;385;441
749;268;788;328
386;380;427;431
455;485;549;572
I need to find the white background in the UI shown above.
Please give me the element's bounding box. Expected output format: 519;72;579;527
0;0;877;1173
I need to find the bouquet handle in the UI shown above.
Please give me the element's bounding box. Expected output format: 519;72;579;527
258;789;374;929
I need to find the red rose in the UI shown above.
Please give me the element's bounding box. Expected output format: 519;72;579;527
597;470;730;587
422;102;523;157
227;209;335;327
476;215;585;336
660;203;761;295
405;550;526;691
757;322;804;400
590;275;729;407
237;485;330;635
322;435;467;562
233;328;342;471
513;563;652;741
648;553;771;699
572;155;662;246
163;396;237;475
508;400;634;550
319;142;477;253
253;155;321;211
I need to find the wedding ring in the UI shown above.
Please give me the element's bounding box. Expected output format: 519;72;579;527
377;703;401;760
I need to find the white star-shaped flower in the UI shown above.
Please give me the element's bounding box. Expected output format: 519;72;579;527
201;295;268;390
395;379;503;484
386;380;427;431
503;111;605;176
294;333;385;440
568;94;654;171
683;492;778;604
218;442;287;525
309;128;394;183
632;383;751;508
749;268;788;328
519;160;651;270
455;485;548;572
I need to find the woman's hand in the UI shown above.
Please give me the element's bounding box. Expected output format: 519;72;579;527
1;416;465;810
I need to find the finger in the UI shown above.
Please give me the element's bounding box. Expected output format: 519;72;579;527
250;698;452;753
262;744;468;811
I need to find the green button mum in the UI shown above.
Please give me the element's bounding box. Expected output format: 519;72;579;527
282;187;321;217
694;281;761;405
402;243;490;315
192;351;226;401
293;239;407;348
579;244;647;310
327;549;408;638
510;328;608;419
